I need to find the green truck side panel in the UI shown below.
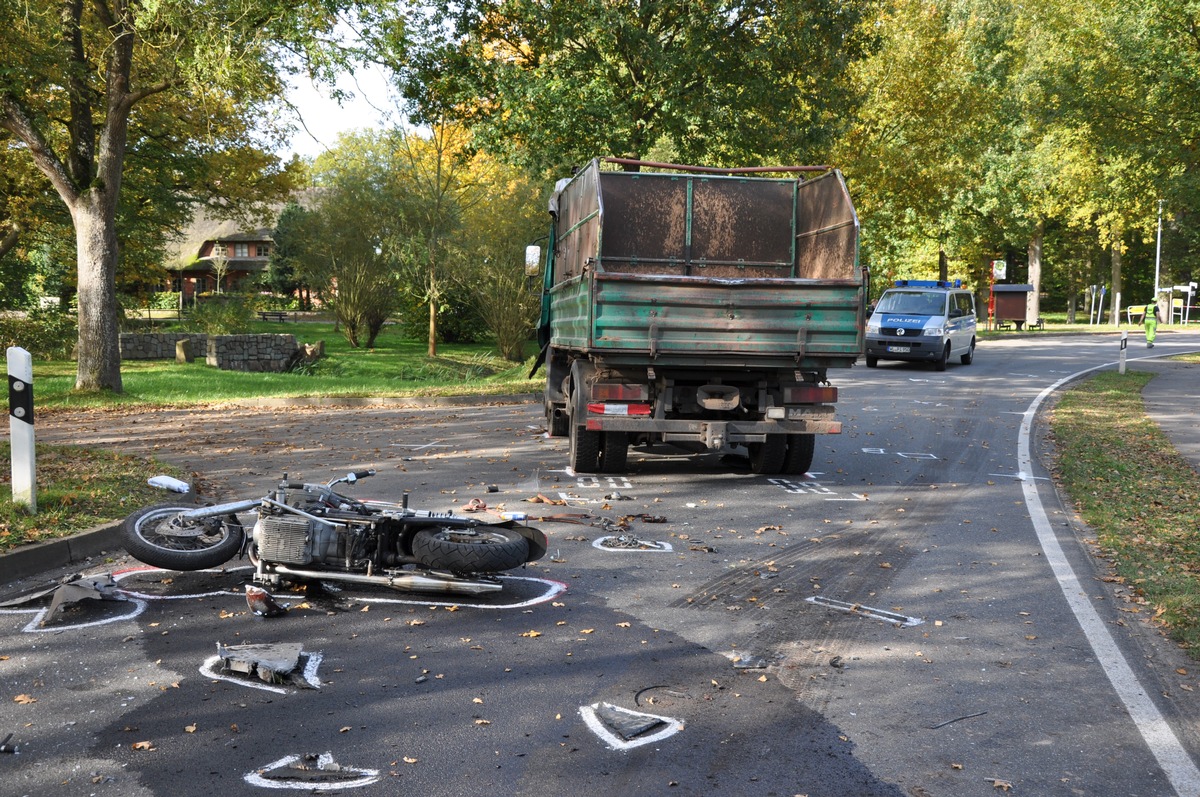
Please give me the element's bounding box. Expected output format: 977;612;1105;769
544;160;864;371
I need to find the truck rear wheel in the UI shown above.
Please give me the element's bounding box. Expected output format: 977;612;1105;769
784;434;816;475
569;424;601;473
749;435;787;474
600;432;628;473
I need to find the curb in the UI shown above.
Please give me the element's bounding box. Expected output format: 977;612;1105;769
1;522;124;580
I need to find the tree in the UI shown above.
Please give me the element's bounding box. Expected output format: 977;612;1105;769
386;0;874;171
306;132;409;347
457;157;545;360
388;122;482;356
0;0;392;391
267;201;314;308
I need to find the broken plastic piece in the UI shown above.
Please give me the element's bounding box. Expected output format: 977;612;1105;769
147;475;190;493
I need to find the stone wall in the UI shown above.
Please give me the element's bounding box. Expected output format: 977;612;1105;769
120;333;208;360
120;332;300;372
207;334;299;372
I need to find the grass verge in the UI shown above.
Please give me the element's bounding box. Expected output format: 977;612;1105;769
0;442;187;553
33;322;541;410
1049;357;1200;657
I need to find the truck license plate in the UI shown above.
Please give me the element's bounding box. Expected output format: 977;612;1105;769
887;345;911;353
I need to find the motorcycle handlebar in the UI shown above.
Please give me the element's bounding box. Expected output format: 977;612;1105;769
277;469;376;491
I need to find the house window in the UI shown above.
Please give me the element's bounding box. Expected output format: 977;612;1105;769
212;242;227;257
234;243;249;258
255;243;270;257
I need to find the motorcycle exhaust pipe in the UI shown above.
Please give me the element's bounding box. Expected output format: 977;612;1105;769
268;564;504;595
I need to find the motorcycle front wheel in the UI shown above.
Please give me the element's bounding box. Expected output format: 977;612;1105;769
120;504;245;571
411;526;530;574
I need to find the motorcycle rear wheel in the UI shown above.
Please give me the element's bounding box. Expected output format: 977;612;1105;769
411;526;530;574
120;504;245;571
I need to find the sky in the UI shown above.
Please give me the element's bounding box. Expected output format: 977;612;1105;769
282;61;398;160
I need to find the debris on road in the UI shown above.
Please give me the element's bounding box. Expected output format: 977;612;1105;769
0;573;123;624
216;642;317;688
245;584;289;617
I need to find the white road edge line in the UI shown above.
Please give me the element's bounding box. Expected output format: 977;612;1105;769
1019;353;1200;796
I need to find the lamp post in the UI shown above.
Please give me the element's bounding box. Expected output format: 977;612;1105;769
1154;199;1164;310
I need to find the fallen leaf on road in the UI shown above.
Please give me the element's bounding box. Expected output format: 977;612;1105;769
13;694;36;704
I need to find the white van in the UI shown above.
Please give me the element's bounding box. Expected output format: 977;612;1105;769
865;280;976;371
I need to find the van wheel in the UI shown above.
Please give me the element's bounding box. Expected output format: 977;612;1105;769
960;340;975;365
865;355;878;368
934;343;950;372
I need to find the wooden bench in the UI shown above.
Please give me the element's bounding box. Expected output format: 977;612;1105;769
258;310;289;322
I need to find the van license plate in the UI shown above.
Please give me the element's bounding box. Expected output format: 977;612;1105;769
887;346;911;353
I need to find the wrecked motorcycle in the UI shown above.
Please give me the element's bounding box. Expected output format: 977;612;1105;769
120;470;547;596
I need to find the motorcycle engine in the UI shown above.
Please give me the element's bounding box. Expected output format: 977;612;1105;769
253;514;341;565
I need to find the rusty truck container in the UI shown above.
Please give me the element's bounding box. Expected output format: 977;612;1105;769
536;158;864;474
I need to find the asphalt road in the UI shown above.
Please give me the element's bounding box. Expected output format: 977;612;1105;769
4;332;1200;797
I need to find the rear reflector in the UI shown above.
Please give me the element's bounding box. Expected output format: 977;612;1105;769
587;403;652;416
590;383;650;401
784;385;838;404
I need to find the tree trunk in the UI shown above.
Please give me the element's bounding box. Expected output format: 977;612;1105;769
1110;238;1123;326
938;247;948;282
427;272;438;357
72;193;123;392
1027;221;1043;328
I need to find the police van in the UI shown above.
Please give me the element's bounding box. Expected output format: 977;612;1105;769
865;280;977;370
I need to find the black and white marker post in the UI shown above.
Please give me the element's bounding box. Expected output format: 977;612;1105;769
1119;330;1128;375
8;346;36;512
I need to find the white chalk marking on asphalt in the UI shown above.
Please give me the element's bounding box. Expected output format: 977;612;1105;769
824;494;870;502
579;702;685;751
1;597;147;633
243;752;380;789
389;440;448;451
1019;357;1200;796
592;536;673;552
353;575;567;610
988;471;1049;482
805;595;923;628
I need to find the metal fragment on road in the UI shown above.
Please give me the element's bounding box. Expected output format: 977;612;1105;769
805;595;924;627
207;642;323;691
579;702;685;750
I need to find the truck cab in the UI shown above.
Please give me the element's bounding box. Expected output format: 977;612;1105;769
865;280;976;371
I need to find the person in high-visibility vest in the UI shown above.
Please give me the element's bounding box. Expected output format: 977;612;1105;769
1145;300;1161;348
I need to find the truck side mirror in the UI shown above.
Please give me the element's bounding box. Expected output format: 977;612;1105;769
525;245;542;277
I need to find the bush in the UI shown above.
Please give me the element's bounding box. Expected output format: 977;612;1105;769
184;292;258;335
0;308;78;359
148;291;182;310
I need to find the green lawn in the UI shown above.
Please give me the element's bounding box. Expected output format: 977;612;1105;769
35;321;541;409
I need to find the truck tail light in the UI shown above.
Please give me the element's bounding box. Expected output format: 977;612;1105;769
784;385;838;404
590;383;650;401
587;403;652;416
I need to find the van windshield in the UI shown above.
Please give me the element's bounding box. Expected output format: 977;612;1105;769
876;290;946;316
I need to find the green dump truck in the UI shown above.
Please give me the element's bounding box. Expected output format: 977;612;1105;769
533;158;865;474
